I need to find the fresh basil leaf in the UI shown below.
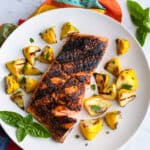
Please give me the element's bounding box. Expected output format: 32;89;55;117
0;111;23;127
91;105;101;112
130;15;143;26
16;127;27;142
121;84;133;90
26;122;50;138
24;114;33;124
136;27;148;46
127;0;144;25
143;8;150;32
17;120;26;128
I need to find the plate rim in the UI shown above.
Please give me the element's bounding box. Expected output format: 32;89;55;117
0;8;150;150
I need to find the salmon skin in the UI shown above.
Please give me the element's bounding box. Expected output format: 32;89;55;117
27;33;108;143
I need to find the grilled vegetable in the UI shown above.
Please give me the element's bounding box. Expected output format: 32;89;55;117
6;59;26;77
94;73;116;100
84;96;111;116
5;74;20;94
100;83;117;100
116;69;138;91
23;62;42;75
117;89;136;107
116;38;130;55
104;110;121;130
10;91;24;109
40;26;57;44
104;57;121;77
20;77;38;93
93;73;110;93
60;22;79;40
23;46;40;65
80;118;103;140
37;45;54;63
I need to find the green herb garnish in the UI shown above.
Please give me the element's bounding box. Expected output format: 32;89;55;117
75;134;80;139
127;0;150;46
0;111;51;142
93;93;98;97
44;53;49;60
29;38;34;43
90;84;96;90
91;105;101;112
111;61;115;64
106;131;110;134
121;84;132;90
19;76;26;84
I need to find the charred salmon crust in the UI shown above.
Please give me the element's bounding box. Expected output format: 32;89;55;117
27;33;108;142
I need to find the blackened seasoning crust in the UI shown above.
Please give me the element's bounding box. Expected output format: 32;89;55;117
27;33;108;143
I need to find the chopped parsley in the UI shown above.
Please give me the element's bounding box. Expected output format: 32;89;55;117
20;76;26;84
29;38;34;43
106;131;110;134
75;134;80;139
111;61;115;64
93;93;98;97
121;84;132;90
44;53;49;60
90;84;96;90
91;105;101;112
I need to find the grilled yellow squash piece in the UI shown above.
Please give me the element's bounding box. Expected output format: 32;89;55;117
116;69;138;91
104;57;121;77
5;74;20;94
93;73;110;93
6;58;26;77
37;45;54;63
23;46;40;65
60;22;79;40
84;96;111;116
116;38;130;55
23;62;42;75
80;118;103;140
104;110;121;130
117;89;136;107
20;77;38;93
40;26;57;44
10;91;24;109
100;83;117;100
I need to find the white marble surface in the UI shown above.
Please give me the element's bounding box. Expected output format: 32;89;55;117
0;0;150;149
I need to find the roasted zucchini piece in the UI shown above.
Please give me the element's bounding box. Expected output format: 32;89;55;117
20;76;38;93
23;46;40;65
100;83;117;100
37;45;54;63
60;22;79;40
93;73;110;93
23;62;42;75
10;91;24;109
116;69;138;91
104;110;121;130
6;58;26;77
5;74;20;94
40;26;57;44
104;57;121;77
116;38;130;55
84;96;111;116
117;89;136;107
80;118;103;140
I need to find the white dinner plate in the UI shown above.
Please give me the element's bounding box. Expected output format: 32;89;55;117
0;8;150;150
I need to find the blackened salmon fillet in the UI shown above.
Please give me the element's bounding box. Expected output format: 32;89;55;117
27;33;108;143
